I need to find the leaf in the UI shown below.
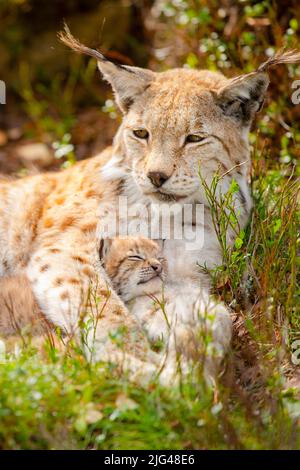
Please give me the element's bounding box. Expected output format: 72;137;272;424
272;218;282;235
74;417;87;434
216;274;229;289
115;393;138;412
235;237;243;249
85;408;103;425
186;52;198;69
229;178;239;194
211;402;223;415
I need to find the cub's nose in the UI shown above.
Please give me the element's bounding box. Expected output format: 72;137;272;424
151;261;162;274
147;171;169;188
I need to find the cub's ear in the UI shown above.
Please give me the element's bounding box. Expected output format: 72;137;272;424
216;72;269;127
99;238;113;264
58;24;155;113
216;49;300;127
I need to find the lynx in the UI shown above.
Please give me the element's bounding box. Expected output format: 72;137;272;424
102;236;231;383
102;237;168;339
0;25;299;382
102;237;166;303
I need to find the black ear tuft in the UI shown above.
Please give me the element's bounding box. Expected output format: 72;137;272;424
99;239;105;262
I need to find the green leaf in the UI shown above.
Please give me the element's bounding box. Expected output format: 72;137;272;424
229;178;239;194
290;18;298;31
272;219;282;235
186;52;199;69
235;237;244;249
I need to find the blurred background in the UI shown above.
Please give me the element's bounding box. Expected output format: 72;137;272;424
0;0;299;175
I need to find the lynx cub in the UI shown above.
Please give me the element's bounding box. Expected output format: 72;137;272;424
103;237;232;383
103;237;169;340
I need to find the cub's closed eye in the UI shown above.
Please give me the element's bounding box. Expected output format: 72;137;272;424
185;134;205;144
128;255;144;261
133;129;149;140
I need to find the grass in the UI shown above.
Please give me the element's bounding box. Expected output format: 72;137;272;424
0;0;299;450
0;338;298;450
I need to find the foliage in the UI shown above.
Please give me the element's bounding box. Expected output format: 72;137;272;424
0;339;298;450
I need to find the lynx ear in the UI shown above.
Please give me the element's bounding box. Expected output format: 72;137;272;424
217;49;300;127
216;72;269;126
96;62;155;113
58;25;155;113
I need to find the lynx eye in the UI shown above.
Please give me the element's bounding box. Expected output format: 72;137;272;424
185;134;205;144
128;255;144;261
133;129;149;140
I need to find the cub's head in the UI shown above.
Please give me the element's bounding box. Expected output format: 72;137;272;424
60;28;300;207
101;237;166;302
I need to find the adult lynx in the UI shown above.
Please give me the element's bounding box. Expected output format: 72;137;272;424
0;27;299;381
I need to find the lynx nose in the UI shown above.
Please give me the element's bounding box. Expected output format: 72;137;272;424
147;171;169;188
151;261;162;274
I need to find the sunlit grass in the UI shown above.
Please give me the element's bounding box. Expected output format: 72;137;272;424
0;335;298;450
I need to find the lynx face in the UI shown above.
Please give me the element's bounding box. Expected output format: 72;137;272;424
103;237;167;302
122;69;251;205
105;65;267;214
